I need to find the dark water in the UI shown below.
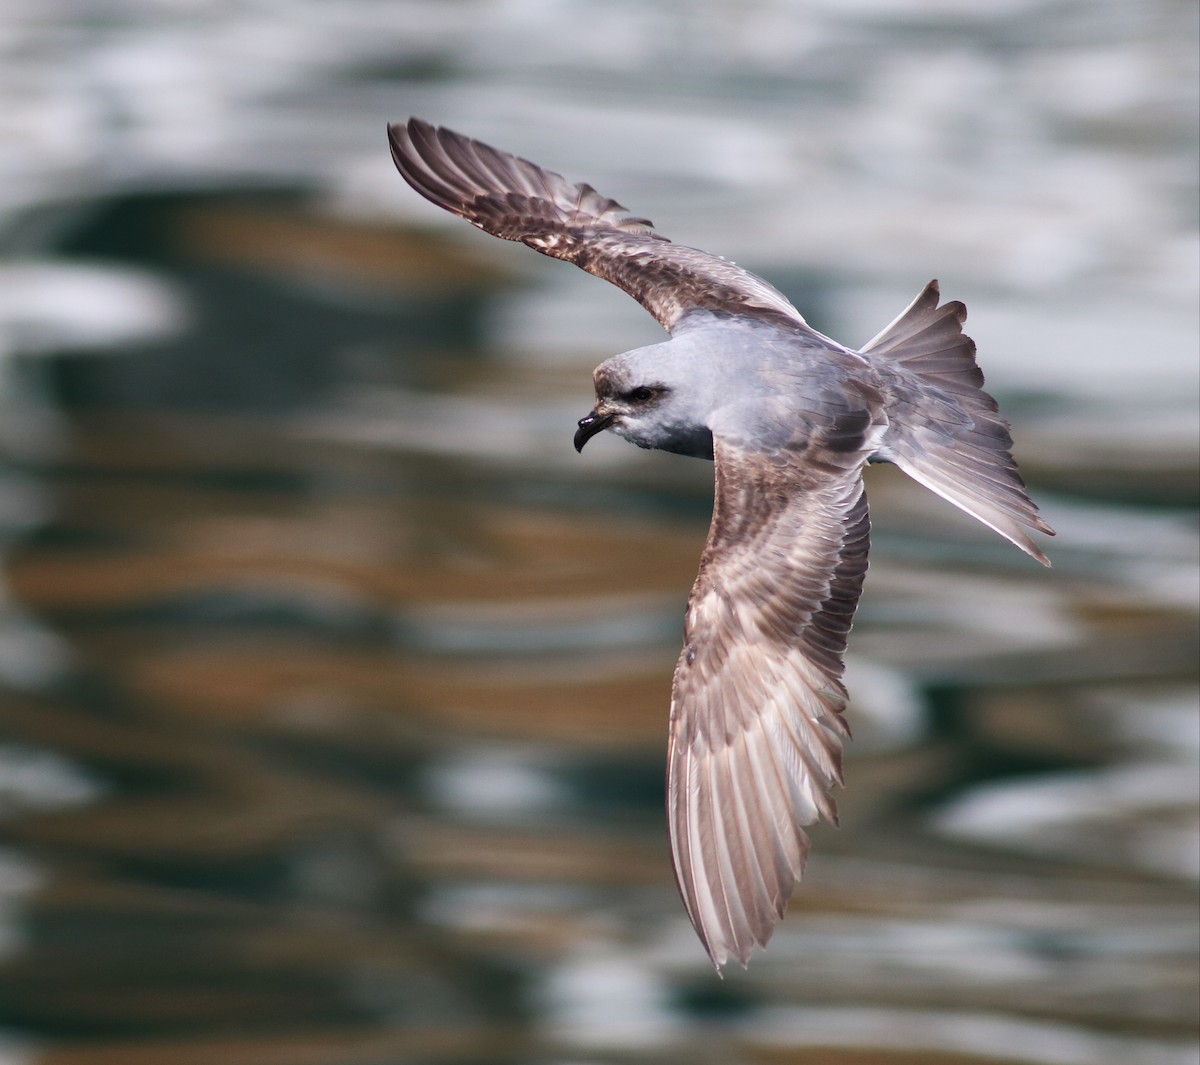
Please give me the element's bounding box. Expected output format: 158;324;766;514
0;3;1197;1064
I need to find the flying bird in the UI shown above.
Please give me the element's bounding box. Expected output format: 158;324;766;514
387;118;1053;970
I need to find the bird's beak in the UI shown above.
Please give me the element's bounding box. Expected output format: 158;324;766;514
574;408;615;453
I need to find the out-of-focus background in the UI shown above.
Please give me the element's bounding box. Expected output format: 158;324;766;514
0;1;1196;1063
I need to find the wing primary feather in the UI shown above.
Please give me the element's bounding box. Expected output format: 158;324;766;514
723;733;787;935
690;751;731;966
705;750;754;965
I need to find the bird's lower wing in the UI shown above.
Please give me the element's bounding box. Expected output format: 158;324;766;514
667;428;877;970
388;118;804;332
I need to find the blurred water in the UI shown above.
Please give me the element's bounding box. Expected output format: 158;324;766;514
0;1;1196;1064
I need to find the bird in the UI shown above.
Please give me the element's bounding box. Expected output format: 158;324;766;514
387;117;1054;971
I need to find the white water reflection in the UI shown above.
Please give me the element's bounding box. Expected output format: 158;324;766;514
0;262;187;357
423;745;571;822
937;684;1200;880
0;0;1192;303
841;655;927;751
936;762;1200;877
749;1006;1199;1065
539;947;682;1052
0;600;70;691
0;746;103;818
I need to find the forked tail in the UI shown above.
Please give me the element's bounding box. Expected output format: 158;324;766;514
865;280;1054;565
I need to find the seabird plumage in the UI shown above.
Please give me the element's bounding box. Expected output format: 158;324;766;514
388;118;1053;970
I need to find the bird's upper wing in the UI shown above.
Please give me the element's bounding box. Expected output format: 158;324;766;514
388;118;805;332
668;398;884;969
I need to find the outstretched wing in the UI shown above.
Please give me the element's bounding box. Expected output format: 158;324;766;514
668;407;882;970
388;118;804;332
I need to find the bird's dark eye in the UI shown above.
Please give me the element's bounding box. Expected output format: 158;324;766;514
625;386;656;403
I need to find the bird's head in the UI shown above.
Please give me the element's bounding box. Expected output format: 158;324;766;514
574;352;714;459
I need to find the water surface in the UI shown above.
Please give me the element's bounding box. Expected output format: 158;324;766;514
0;2;1196;1063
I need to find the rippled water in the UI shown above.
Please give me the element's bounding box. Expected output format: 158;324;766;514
0;2;1196;1064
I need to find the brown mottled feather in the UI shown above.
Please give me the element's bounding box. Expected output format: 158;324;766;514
668;409;879;969
388;118;804;331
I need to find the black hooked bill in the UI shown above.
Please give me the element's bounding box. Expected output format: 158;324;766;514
574;410;615;452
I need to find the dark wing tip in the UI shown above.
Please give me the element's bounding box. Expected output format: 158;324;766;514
386;116;428;161
387;117;491;222
386;121;413;188
386;117;432;197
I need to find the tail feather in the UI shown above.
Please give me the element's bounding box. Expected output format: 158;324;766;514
866;280;1054;566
